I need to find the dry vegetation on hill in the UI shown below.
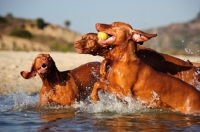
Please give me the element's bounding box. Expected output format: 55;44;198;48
144;16;200;55
0;15;81;52
0;14;200;54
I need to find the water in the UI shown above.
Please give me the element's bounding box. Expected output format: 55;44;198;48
0;91;200;131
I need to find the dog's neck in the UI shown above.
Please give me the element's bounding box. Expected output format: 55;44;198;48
91;46;111;57
113;39;137;62
100;46;111;57
39;66;66;91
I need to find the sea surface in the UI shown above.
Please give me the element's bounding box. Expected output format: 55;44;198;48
0;91;200;132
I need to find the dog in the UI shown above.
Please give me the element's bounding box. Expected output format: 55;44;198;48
75;33;113;81
21;53;100;106
74;33;110;57
90;22;200;114
74;33;200;87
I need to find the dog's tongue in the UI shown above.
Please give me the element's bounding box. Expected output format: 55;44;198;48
37;68;44;74
98;36;116;46
75;48;83;53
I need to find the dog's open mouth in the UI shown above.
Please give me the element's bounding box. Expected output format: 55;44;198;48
98;33;116;46
42;64;47;68
76;47;92;54
74;44;92;54
37;64;48;74
75;47;84;53
74;42;85;53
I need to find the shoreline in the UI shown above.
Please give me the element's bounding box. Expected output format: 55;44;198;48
0;51;199;95
0;51;103;95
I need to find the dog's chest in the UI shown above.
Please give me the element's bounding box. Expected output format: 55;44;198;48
107;60;138;82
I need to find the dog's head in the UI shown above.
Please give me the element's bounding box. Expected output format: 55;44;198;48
74;33;111;56
74;33;100;54
21;54;55;79
95;21;157;47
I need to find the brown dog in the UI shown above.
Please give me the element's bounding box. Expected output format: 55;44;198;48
90;22;200;114
75;33;200;87
74;33;110;57
21;53;100;106
75;33;113;81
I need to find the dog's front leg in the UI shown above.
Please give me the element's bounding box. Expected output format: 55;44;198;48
90;81;123;103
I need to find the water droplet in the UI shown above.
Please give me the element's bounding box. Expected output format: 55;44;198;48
185;48;192;54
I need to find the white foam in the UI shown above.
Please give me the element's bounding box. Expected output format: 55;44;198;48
0;89;166;114
12;93;39;111
73;90;147;114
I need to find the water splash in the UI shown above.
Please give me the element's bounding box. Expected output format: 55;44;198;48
74;91;147;114
0;92;39;112
0;89;167;115
196;82;200;91
12;93;39;111
185;48;193;55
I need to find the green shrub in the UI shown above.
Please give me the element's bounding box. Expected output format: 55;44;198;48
0;16;7;23
50;42;76;52
6;13;13;19
65;20;71;27
10;30;32;39
171;38;188;50
36;18;45;29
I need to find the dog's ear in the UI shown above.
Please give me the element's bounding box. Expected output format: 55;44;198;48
20;62;37;79
131;29;157;42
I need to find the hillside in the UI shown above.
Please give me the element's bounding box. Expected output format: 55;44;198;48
144;17;200;55
0;16;82;52
0;15;200;54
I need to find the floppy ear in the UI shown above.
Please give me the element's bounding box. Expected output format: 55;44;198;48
131;29;157;42
20;62;37;79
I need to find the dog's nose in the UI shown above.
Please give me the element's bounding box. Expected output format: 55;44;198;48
96;23;100;28
41;57;47;61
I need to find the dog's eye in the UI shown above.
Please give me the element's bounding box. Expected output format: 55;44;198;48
88;36;94;40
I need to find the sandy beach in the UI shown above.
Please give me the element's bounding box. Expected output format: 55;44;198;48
0;51;103;95
0;51;199;95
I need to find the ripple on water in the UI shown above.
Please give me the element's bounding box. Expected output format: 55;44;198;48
1;89;200;131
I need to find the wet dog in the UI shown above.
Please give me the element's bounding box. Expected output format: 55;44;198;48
21;53;100;106
90;22;200;114
75;33;200;87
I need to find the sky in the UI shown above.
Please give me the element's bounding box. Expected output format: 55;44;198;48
0;0;199;34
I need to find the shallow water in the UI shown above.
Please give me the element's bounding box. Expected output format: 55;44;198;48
1;91;200;132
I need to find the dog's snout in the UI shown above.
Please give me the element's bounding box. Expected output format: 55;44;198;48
74;41;80;48
95;23;101;29
41;57;47;61
75;41;79;45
